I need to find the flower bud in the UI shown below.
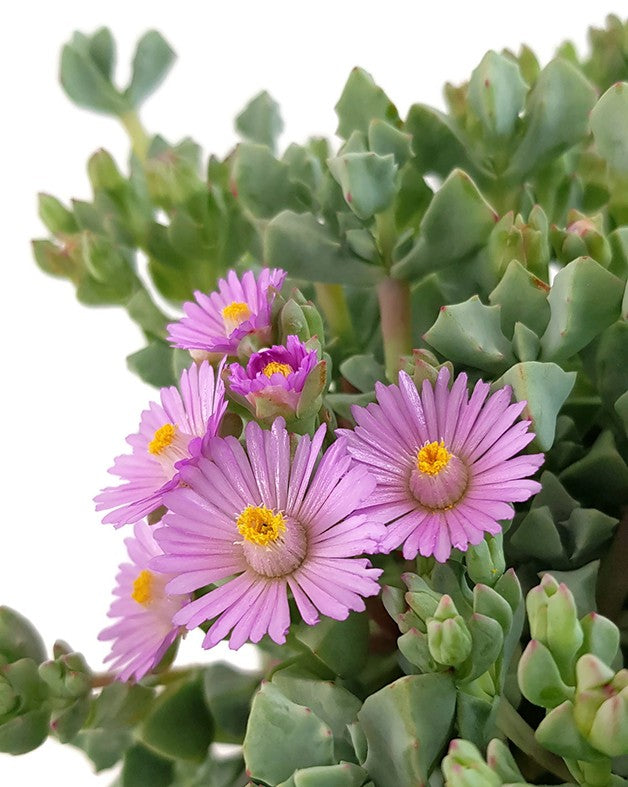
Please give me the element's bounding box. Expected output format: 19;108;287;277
0;607;46;666
485;738;525;783
39;650;92;701
551;210;611;268
441;739;501;787
38;193;78;235
465;533;505;587
87;149;126;193
279;299;310;343
403;349;453;389
427;596;473;668
525;575;583;684
573;654;628;757
518;639;574;709
579;612;620;668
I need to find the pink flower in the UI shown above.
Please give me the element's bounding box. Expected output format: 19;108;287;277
99;522;188;682
228;335;324;422
340;368;544;562
95;361;226;527
150;419;383;650
167;268;286;354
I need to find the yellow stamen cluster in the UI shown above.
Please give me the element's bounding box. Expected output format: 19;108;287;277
417;440;452;476
148;423;177;455
237;505;286;546
131;570;154;606
263;361;293;378
221;301;251;326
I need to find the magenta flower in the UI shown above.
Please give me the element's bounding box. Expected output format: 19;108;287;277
95;361;226;527
340;368;544;563
150;418;383;650
228;335;324;422
167;268;286;354
99;522;188;682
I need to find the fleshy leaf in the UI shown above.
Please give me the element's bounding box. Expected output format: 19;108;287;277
358;673;456;787
540;257;623;361
424;296;515;374
493;362;576;451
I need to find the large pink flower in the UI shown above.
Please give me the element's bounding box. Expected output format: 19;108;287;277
340;368;544;562
99;522;188;682
150;419;383;650
95;361;226;527
167;268;286;354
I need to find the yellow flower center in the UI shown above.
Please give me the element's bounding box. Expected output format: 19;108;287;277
237;505;286;546
148;423;177;455
221;301;251;330
417;440;452;476
263;361;293;378
131;570;154;606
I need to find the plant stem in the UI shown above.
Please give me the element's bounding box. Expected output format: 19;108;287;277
377;276;412;381
120;110;151;162
496;698;573;783
597;506;628;622
313;283;355;348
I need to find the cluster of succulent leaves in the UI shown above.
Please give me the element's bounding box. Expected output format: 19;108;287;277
15;14;628;786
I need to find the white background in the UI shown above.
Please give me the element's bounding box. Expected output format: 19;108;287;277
1;1;620;782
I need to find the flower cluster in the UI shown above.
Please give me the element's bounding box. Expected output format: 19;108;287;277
96;267;543;681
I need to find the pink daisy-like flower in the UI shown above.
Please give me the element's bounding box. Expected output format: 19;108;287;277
150;418;383;650
95;360;226;527
340;367;544;563
167;268;287;354
99;522;189;682
228;335;324;421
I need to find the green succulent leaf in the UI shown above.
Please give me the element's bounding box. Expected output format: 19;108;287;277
272;667;361;762
335;67;400;139
506;58;597;179
243;682;335;785
493;362;576;451
60;32;127;115
393;170;497;280
125;31;175;109
540;257;623;361
591;81;628;173
265;211;384;285
328;151;397;220
233;143;312;218
293;612;369;678
358;673;456;787
236;90;284;151
405;104;480;179
468;50;527;139
424;296;516;374
488;260;550;338
121;744;174;787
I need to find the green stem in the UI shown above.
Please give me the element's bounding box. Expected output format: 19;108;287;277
377;276;412;382
119;110;151;162
313;283;355;347
496;699;573;783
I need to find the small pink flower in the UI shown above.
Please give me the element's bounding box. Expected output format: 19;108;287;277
340;368;544;562
95;361;226;527
167;268;286;354
228;335;324;422
151;418;383;650
99;522;188;682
